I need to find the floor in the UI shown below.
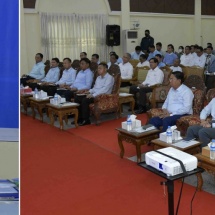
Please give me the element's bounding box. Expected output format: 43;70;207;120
21;103;215;195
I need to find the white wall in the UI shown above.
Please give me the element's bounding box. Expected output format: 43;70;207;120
21;0;215;74
0;142;19;178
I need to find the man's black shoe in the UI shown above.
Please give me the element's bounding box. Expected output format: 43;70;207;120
78;119;91;126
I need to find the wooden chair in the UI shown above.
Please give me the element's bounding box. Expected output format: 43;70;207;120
180;65;204;79
89;64;121;125
129;59;139;68
147;68;172;108
119;66;150;93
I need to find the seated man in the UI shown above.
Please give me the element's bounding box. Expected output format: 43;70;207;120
155;54;166;68
109;51;122;64
129;57;164;113
156;42;166;58
119;53;133;87
130;46;144;60
58;58;93;101
80;52;87;59
20;53;45;86
147;45;161;61
163;44;178;66
149;72;194;132
91;54;100;64
74;63;114;126
184;98;215;147
180;46;194;66
40;58;60;83
28;58;60;90
136;54;150;67
193;46;206;68
42;58;76;96
107;53;119;69
170;58;182;72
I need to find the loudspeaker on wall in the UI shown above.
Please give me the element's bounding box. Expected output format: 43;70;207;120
106;25;120;46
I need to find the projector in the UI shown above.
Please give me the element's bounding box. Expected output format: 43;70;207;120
145;147;197;176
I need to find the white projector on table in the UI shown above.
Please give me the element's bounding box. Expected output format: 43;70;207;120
145;147;197;176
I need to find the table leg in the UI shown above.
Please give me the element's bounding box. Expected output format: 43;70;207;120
196;172;203;191
48;108;55;126
58;112;64;130
30;102;36;119
38;106;44;121
118;133;124;158
73;109;79;128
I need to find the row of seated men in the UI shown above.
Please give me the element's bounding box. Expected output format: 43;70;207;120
20;53;215;148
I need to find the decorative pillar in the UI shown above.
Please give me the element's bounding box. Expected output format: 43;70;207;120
121;0;130;30
194;0;202;45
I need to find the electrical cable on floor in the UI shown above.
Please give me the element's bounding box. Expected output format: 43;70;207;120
175;177;184;215
190;181;198;215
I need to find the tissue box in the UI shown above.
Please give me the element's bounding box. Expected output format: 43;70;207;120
121;120;141;130
202;146;210;158
159;130;181;142
24;88;32;93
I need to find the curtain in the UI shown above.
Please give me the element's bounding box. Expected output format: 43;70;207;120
40;12;110;63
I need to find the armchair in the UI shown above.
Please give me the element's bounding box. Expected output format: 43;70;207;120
147;68;171;108
180;65;204;79
89;64;121;125
119;66;150;93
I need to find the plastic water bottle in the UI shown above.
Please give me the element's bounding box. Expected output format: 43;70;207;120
166;126;172;144
54;93;58;105
210;139;215;160
34;87;39;99
126;115;132;131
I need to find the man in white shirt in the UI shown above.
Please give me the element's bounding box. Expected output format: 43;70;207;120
180;46;195;66
149;72;194;132
21;53;45;86
194;46;206;68
129;57;164;113
190;45;197;58
184;98;215;147
119;53;133;87
130;46;144;60
170;59;182;72
136;54;150;67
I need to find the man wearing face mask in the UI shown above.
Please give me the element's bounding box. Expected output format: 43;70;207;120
140;30;154;54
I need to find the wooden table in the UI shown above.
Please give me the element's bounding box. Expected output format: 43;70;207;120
46;103;79;130
116;128;160;163
20;94;33;114
118;93;135;115
151;138;201;155
195;153;215;191
29;97;50;121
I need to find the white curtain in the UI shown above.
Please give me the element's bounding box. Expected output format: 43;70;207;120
40;12;110;63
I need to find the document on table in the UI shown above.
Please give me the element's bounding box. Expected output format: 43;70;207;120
173;140;199;148
119;93;133;97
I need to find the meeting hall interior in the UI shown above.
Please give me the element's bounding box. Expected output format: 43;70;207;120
21;1;215;215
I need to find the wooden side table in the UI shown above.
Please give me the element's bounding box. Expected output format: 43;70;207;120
29;97;50;121
151;139;201;155
20;94;33;114
46;103;79;130
118;93;135;115
116;128;160;162
195;153;215;191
